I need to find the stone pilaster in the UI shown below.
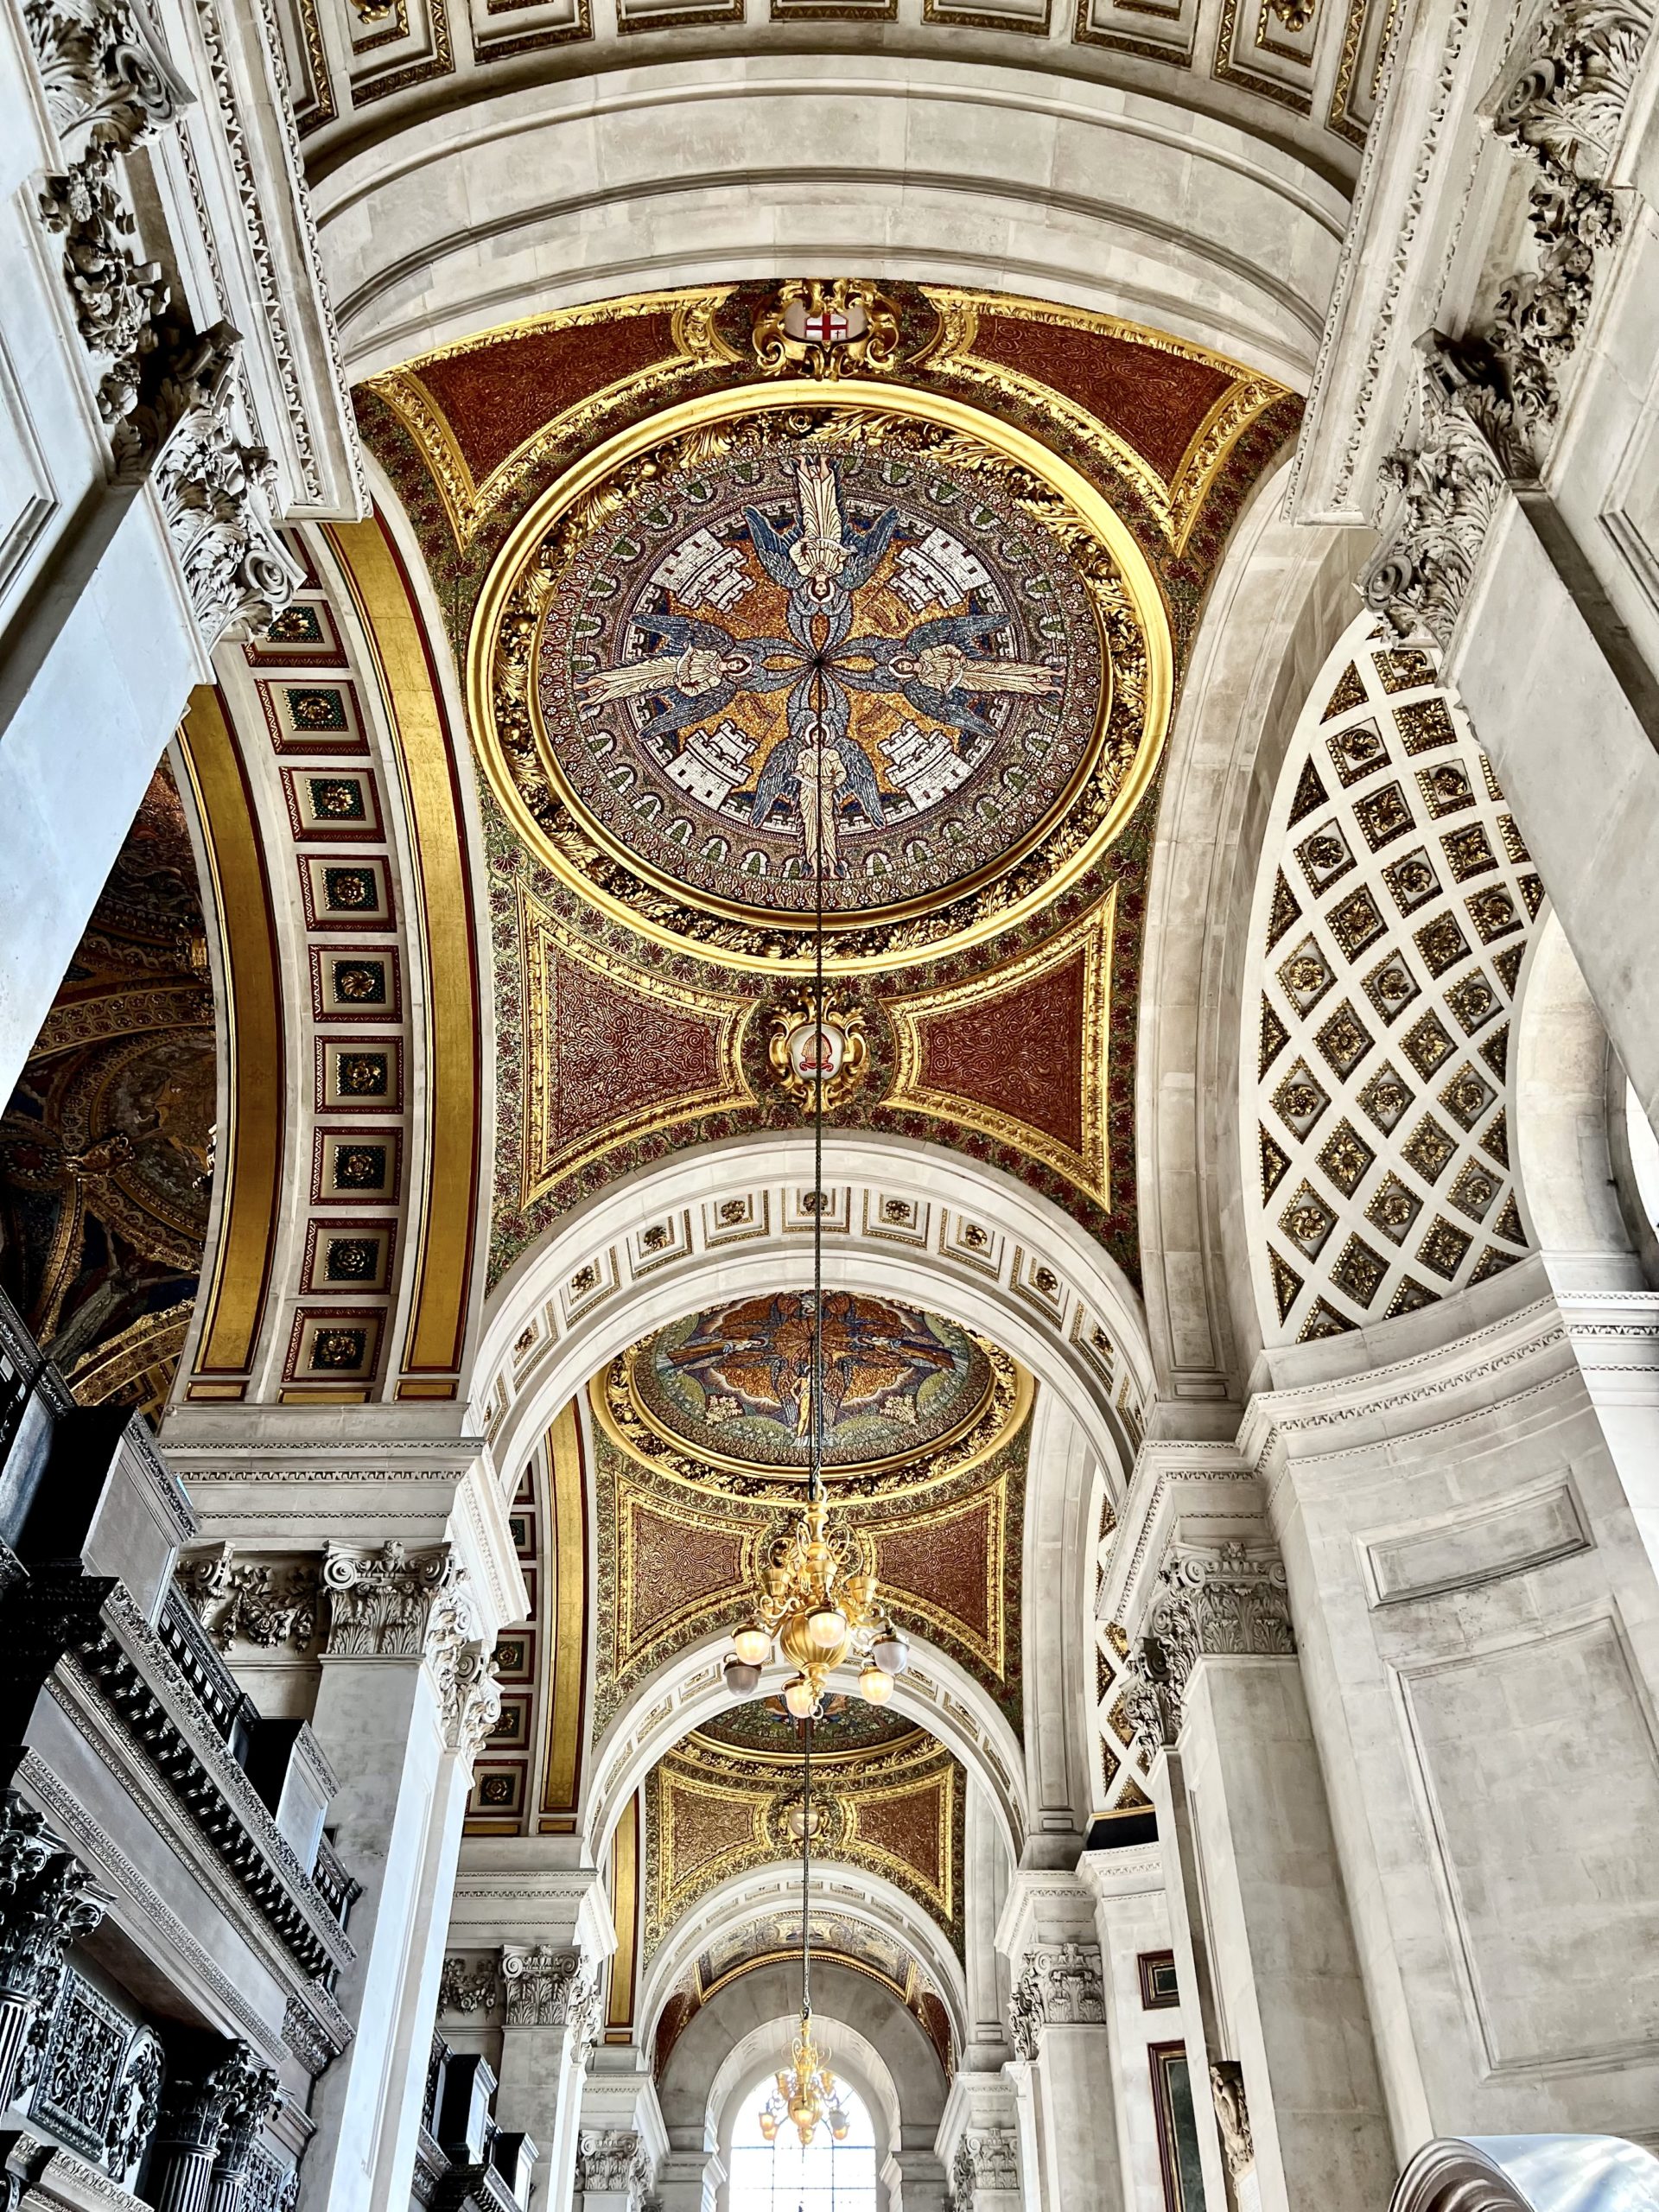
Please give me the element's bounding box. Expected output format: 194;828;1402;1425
996;1872;1121;2212
937;2069;1024;2212
298;1543;498;2212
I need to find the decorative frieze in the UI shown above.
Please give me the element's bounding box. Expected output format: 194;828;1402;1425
436;1954;499;2018
180;1548;321;1653
499;1945;583;2029
1365;1;1655;645
1007;1942;1105;2060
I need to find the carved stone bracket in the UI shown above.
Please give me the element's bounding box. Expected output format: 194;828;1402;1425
1365;2;1655;645
321;1543;458;1661
0;1794;106;2113
22;0;192;153
1135;1542;1295;1742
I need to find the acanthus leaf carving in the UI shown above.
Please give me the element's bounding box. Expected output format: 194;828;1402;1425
1007;1942;1104;2058
22;0;193;155
1137;1542;1295;1739
1209;2059;1255;2178
1364;0;1654;644
499;1944;582;2029
144;324;304;645
321;1542;456;1660
575;2128;652;2204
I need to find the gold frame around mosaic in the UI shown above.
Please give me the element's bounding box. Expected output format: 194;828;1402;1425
885;888;1115;1207
468;381;1173;976
602;1325;1029;1494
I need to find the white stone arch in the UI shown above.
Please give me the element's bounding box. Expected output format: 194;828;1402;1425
638;1858;969;2062
1512;911;1646;1293
315;60;1346;385
584;1629;1026;1866
475;1132;1152;1499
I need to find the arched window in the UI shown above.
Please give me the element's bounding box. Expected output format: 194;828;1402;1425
727;2082;880;2211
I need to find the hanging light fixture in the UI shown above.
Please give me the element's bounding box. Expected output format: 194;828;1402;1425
723;676;909;1717
756;1710;850;2148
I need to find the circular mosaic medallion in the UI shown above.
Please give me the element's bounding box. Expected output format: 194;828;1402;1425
626;1292;995;1479
477;392;1166;968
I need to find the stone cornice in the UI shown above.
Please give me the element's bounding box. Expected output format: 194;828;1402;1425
1237;1295;1578;1469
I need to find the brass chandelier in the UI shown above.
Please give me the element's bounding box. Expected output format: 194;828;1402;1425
720;696;909;1720
757;1700;850;2148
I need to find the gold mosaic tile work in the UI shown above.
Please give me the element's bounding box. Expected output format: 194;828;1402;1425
1249;630;1540;1344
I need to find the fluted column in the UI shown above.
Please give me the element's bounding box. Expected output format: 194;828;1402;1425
148;2042;278;2212
997;1872;1122;2212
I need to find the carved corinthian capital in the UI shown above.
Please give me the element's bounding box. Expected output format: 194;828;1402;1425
0;1794;105;2111
321;1541;457;1659
1137;1541;1295;1738
1007;1941;1105;2059
575;2129;652;2204
500;1944;583;2028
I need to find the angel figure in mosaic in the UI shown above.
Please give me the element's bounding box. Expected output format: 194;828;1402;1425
841;610;1062;741
746;454;900;624
575;612;791;739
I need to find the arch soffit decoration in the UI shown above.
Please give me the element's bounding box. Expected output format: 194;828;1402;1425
637;1856;970;2060
583;1629;1027;1875
1135;477;1372;1395
477;1135;1153;1506
167;513;493;1412
313;64;1351;387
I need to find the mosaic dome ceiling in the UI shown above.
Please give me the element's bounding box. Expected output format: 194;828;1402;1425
621;1292;997;1483
530;430;1106;931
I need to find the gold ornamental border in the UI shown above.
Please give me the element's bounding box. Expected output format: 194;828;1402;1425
467;380;1173;976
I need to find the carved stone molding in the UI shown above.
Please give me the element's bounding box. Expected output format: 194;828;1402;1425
321;1542;457;1660
1365;2;1656;645
575;2130;652;2203
1007;1942;1104;2059
499;1945;582;2029
179;1548;321;1653
1135;1542;1296;1740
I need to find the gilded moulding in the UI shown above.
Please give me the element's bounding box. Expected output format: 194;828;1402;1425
467;380;1173;975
